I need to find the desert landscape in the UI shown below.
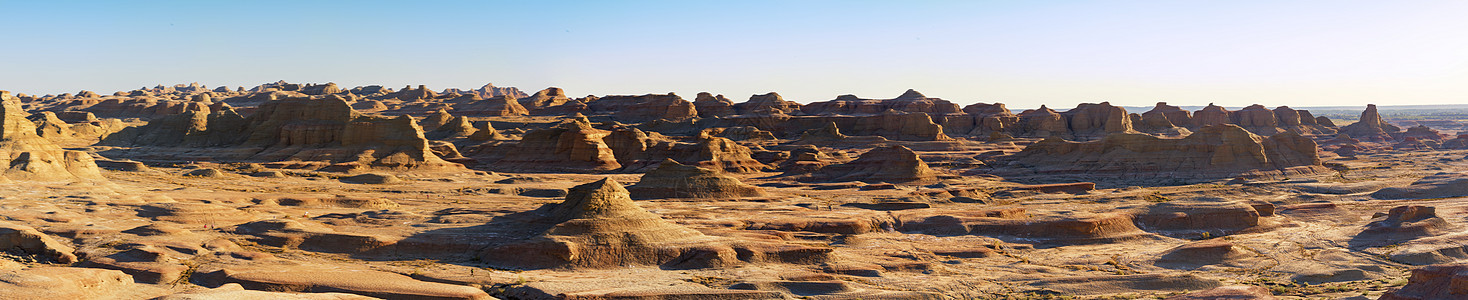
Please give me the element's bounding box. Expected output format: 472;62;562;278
2;82;1468;299
5;2;1468;299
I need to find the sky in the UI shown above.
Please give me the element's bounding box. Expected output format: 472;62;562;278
2;1;1466;108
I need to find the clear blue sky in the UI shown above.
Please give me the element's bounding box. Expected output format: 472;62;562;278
2;1;1465;108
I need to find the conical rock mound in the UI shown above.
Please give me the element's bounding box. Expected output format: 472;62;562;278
629;159;768;199
480;178;723;269
807;145;937;184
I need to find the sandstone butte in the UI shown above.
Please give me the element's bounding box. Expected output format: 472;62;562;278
3;82;1466;299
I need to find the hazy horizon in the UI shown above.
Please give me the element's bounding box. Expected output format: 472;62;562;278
3;1;1465;108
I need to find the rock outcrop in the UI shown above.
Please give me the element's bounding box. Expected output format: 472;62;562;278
735;92;803;115
1014;105;1069;138
628;159;768;199
801;90;960;115
1356;206;1455;244
1338;104;1400;142
1062;102;1134;139
518;87;578;113
1371;173;1468;200
693;92;736;118
1;91;106;182
586;93;697;123
1012;124;1323;178
0;221;79;263
103;95;463;172
452;94;529;116
806;145;938;184
1379;263;1468;300
495;118;621;172
479;178;727;269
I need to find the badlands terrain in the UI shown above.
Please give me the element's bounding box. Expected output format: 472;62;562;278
4;82;1468;299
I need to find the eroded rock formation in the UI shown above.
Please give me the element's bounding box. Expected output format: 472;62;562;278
805;145;938;184
1;91;106;182
628;159;768;199
1013;124;1323;178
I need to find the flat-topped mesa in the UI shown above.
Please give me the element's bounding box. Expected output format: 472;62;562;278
800;89;961;116
806;145;939;184
693;92;736;118
494;118;621;172
1011;124;1323;179
1338;104;1401;142
628;159;768;199
0;91;106;182
585;93;697;123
